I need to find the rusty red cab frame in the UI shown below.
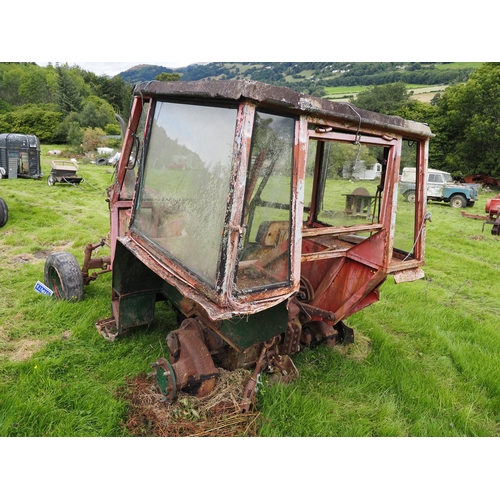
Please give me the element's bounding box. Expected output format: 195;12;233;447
95;80;433;399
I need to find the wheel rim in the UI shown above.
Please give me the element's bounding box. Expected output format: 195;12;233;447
154;358;177;401
47;267;64;299
47;176;55;186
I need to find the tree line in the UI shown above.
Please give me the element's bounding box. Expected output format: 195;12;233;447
172;62;475;98
1;62;498;180
0;63;133;149
351;64;500;179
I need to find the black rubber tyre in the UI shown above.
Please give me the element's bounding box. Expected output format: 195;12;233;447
450;194;467;208
0;197;8;227
467;201;475;208
405;190;416;203
44;252;84;300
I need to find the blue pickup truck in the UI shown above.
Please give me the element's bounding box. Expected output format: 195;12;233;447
400;167;478;208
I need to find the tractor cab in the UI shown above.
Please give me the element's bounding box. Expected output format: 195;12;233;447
46;80;433;406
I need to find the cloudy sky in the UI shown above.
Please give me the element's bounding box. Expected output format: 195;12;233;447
4;4;491;79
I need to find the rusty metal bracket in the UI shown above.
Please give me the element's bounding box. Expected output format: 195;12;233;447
82;239;111;285
156;318;219;400
280;301;302;355
240;337;276;413
296;302;335;324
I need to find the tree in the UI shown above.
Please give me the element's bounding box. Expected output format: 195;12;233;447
0;66;24;106
431;63;500;177
54;65;82;115
67;122;83;150
155;72;181;82
79;95;115;129
81;127;106;153
91;75;132;118
350;82;411;114
18;66;52;104
0;104;63;142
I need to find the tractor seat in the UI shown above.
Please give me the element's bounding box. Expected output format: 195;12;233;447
240;220;290;260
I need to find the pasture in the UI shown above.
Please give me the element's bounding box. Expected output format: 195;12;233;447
1;145;500;440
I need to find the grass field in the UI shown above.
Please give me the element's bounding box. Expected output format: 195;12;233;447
323;84;449;103
1;144;500;441
323;63;483;102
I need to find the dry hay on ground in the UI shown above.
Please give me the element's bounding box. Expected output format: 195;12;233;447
336;334;372;362
0;328;71;362
120;367;263;437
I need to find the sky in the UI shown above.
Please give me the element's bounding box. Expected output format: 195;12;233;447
9;5;495;81
2;2;496;71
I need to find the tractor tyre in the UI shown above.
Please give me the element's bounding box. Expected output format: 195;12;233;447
450;194;467;209
0;197;8;227
44;252;84;301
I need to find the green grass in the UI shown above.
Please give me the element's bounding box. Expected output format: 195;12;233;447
1;147;500;437
258;192;500;436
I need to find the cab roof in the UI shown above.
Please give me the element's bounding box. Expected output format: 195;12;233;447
133;80;434;140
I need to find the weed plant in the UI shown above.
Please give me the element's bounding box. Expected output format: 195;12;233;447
1;146;499;437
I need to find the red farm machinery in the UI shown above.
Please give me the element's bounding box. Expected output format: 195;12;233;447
43;80;433;409
461;193;500;235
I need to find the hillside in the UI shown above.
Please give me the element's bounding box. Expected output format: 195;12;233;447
118;62;482;100
119;64;177;83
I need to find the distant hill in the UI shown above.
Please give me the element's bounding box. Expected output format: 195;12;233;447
118;62;482;100
119;64;177;83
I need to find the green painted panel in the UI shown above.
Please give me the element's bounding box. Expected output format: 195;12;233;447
117;293;156;330
220;302;288;350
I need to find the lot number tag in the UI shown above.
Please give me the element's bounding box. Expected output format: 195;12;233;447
34;281;54;296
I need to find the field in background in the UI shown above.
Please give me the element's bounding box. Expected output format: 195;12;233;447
324;84;448;103
322;63;483;102
1;145;500;437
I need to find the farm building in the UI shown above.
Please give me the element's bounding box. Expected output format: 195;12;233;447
0;133;42;180
342;160;382;180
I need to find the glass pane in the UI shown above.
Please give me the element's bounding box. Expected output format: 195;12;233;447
132;101;237;286
236;111;295;291
394;140;419;255
121;101;149;200
304;140;386;226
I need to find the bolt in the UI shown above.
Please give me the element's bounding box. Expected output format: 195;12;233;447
163;371;170;377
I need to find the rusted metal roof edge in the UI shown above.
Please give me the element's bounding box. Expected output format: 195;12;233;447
133;80;434;139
